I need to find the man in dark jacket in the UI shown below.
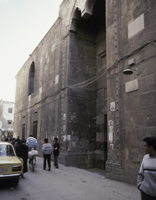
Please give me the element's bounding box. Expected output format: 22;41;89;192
17;139;28;178
53;137;60;168
11;137;18;153
16;136;21;147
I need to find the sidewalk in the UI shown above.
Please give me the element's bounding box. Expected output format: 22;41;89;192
36;156;140;200
0;156;141;200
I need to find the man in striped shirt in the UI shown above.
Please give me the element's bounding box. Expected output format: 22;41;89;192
137;136;156;200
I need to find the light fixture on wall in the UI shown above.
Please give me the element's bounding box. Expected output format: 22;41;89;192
123;58;138;75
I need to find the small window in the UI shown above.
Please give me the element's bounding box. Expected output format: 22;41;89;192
104;88;107;100
22;124;25;139
8;120;12;124
8;108;13;113
98;51;106;68
28;62;35;96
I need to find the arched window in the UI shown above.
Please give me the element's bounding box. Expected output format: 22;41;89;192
28;62;35;96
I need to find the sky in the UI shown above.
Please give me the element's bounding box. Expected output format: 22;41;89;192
0;0;63;102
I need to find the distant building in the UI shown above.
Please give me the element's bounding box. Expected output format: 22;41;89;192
14;0;156;184
0;100;15;140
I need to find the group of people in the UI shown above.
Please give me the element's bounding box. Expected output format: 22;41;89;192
4;136;21;152
2;134;156;199
42;137;60;171
4;135;60;178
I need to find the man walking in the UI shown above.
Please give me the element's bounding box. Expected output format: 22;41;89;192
53;137;60;169
137;136;156;200
42;138;53;171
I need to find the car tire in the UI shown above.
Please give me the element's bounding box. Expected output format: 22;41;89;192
12;177;19;186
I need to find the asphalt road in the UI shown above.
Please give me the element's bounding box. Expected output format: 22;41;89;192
0;157;140;200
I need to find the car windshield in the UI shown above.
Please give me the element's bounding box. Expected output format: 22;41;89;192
0;145;15;156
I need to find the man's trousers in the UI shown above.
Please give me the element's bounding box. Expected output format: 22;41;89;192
43;154;51;170
141;191;156;200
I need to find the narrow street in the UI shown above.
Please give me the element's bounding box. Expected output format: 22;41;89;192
0;157;140;200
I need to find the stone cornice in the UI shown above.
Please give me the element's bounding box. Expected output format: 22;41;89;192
96;37;106;46
68;32;96;46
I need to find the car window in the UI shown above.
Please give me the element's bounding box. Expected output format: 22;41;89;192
0;145;15;156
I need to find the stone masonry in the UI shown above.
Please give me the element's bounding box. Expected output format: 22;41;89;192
14;0;156;184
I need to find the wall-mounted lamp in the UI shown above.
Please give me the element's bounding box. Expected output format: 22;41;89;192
123;58;138;75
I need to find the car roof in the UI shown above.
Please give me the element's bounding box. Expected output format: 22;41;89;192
0;141;12;145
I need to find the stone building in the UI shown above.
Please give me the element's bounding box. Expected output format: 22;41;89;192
0;100;15;140
14;0;156;184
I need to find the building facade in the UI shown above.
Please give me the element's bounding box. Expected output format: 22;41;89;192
14;0;156;184
0;100;15;140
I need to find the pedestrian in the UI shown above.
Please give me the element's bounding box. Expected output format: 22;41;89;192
17;139;29;178
42;138;53;171
11;137;18;153
53;137;60;169
26;134;37;150
137;136;156;200
16;136;21;147
7;136;12;143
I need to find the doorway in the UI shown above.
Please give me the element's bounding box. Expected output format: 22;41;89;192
104;114;107;169
22;124;25;139
33;121;38;139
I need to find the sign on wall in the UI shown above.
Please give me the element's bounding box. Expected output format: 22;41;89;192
109;132;113;143
110;102;115;111
108;120;113;143
125;79;138;93
63;113;66;120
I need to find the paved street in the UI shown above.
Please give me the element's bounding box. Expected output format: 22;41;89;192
0;157;140;200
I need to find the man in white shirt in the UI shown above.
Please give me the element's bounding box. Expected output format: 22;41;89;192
137;136;156;200
42;138;53;171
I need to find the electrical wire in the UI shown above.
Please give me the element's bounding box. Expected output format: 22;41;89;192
14;37;156;114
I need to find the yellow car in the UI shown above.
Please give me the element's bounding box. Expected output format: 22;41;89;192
0;141;23;185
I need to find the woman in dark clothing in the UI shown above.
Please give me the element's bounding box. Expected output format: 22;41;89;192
17;139;28;178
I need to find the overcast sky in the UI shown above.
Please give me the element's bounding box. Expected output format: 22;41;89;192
0;0;63;102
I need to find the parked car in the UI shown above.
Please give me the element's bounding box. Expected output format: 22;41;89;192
0;141;23;185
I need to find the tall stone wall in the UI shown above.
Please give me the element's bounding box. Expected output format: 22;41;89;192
106;0;156;184
14;17;63;156
14;0;156;184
